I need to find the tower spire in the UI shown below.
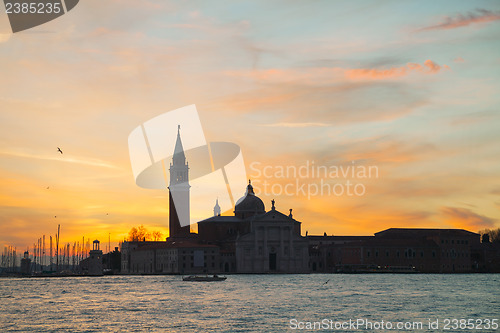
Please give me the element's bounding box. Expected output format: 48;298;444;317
168;125;191;239
213;198;221;216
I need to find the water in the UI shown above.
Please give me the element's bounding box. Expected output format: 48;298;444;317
0;274;498;332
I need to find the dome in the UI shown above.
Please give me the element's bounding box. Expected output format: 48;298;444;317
234;181;265;219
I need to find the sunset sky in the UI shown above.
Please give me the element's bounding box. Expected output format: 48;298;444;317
1;1;500;252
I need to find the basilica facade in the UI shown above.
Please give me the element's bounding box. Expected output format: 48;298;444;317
198;182;309;273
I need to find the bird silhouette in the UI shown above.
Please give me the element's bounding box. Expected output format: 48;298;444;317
57;147;63;154
323;279;330;285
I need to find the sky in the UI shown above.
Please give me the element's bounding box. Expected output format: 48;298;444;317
1;0;500;252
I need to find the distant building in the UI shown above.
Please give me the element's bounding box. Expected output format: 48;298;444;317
102;247;121;274
126;241;219;274
87;240;103;276
20;251;31;275
308;228;481;273
471;239;500;272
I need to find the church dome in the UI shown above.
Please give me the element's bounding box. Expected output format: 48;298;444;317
234;181;265;219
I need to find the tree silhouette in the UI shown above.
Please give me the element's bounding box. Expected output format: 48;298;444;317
152;230;163;241
479;228;500;243
127;225;164;242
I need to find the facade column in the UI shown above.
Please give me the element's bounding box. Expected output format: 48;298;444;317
263;226;268;272
280;226;284;272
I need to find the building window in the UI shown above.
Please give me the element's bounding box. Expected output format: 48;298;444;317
386;251;389;257
367;251;370;257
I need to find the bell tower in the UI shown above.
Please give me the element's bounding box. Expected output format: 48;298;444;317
168;125;191;239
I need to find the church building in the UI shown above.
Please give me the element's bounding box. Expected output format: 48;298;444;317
122;127;309;274
198;181;309;273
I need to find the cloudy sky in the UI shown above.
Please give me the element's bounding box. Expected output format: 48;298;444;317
1;0;500;251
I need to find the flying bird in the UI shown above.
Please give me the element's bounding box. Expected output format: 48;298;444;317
57;147;63;154
323;279;330;285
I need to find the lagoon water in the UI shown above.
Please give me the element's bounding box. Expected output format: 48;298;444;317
0;274;498;332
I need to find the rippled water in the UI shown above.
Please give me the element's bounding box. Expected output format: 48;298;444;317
0;274;498;332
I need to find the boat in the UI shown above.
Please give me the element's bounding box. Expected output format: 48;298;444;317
182;274;227;282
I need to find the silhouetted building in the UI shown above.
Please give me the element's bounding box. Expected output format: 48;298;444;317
198;182;309;273
102;247;121;273
126;241;219;274
120;125;492;274
471;240;500;272
88;240;103;276
308;228;481;273
20;251;31;275
168;125;192;240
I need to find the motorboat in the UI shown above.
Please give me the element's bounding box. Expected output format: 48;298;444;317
182;274;227;282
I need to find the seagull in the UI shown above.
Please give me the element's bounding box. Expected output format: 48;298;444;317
323;279;330;285
57;147;63;154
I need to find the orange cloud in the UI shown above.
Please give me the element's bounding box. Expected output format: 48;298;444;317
441;206;496;230
225;60;448;84
345;60;448;80
419;9;500;31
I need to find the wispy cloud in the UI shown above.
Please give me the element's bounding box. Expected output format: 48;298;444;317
262;122;330;128
418;9;500;31
345;60;449;80
225;60;448;84
441;206;496;230
0;150;118;169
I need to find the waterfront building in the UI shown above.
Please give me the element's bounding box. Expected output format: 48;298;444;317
308;228;481;273
20;251;31;275
87;240;103;276
198;182;309;273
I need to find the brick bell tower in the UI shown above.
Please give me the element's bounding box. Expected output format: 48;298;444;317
168;125;191;239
